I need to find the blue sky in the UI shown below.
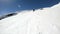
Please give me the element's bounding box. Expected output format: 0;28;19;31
0;0;60;15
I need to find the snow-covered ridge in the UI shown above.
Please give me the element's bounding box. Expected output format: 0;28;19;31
0;3;60;34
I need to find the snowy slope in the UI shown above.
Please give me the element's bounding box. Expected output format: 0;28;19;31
0;3;60;34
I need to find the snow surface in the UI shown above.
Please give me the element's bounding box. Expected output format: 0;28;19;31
0;3;60;34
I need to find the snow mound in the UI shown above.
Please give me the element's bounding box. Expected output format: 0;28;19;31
0;3;60;34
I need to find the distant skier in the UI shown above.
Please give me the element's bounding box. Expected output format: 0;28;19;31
33;9;35;12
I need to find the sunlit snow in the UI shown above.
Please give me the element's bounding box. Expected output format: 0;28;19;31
0;3;60;34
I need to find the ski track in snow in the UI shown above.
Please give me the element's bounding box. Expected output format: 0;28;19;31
0;3;60;34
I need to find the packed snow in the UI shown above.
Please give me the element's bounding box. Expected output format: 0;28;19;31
0;3;60;34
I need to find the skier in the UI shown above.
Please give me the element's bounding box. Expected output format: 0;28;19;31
33;9;35;12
